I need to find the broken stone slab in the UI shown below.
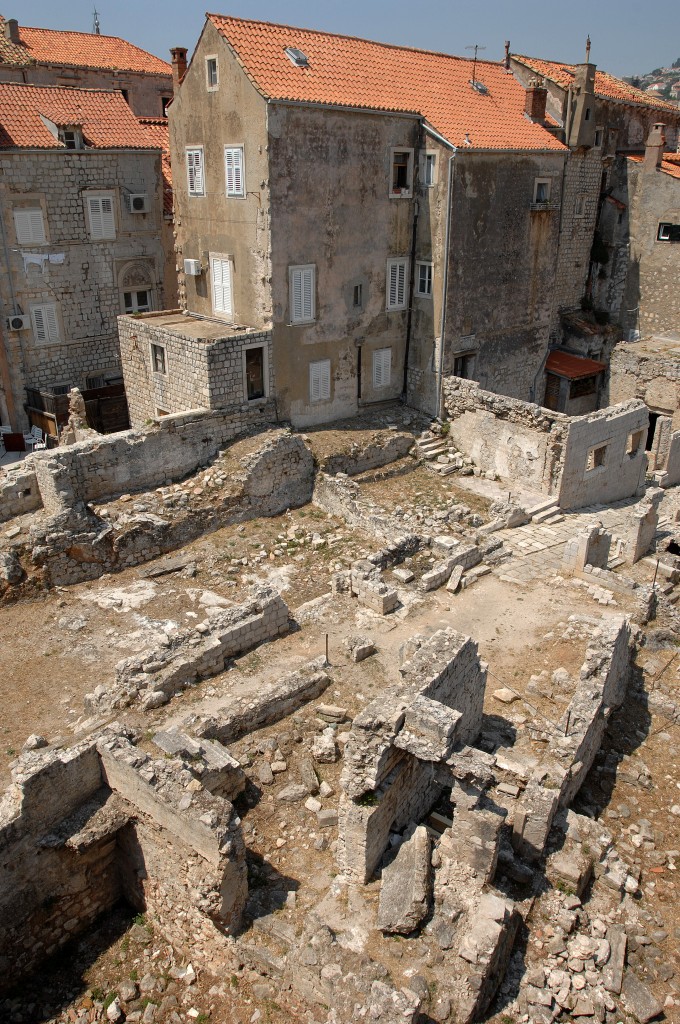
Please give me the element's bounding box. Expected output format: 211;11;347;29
299;757;319;794
346;634;376;662
138;553;198;579
141;690;169;711
316;808;338;828
446;564;464;593
603;926;626;994
621;970;663;1022
493;687;518;704
315;703;348;723
276;784;308;803
392;567;415;584
312;728;338;763
547;848;593;897
377;825;431;935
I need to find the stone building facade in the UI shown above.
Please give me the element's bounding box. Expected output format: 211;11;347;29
0;16;172;118
0;85;167;433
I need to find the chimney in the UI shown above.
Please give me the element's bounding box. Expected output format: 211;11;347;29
644;122;666;172
4;18;20;44
170;47;188;91
525;78;547;121
504;40;510;71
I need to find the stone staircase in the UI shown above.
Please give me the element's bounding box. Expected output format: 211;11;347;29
526;497;564;525
414;432;471;477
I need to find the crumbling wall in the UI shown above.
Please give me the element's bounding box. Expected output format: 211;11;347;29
338;629;486;881
513;615;632;861
0;462;41;524
442;378;568;493
318;431;415;477
313;471;419;544
557;401;648;510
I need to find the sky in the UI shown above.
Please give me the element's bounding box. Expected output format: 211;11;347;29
12;0;680;79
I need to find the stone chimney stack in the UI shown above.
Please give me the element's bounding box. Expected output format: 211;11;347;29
4;18;20;44
525;78;547;121
504;41;510;71
644;122;666;171
170;47;188;92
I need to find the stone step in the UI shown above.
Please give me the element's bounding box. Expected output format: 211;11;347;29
542;513;565;525
531;505;561;524
527;497;559;518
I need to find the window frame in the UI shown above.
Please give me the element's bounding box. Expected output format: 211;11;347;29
205;56;219;91
372;347;392;389
289;264;316;325
586;442;608;473
224;145;245;198
533;178;552;204
386;257;409;312
85;191;116;240
13;206;46;246
309;358;331;403
123;288;153;314
658;222;672;241
150;342;167;376
416;261;433;298
594;127;604;148
209;254;234;319
423;152;437;188
30;302;60;344
242;343;269;403
186;147;205;197
453;351;476;379
389;147;414;199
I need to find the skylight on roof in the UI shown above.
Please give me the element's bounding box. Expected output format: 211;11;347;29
470;79;489;95
284;46;309;68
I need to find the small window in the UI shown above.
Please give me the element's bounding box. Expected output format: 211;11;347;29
284;46;309;68
59;126;82;149
627;430;644;457
161;96;171;116
206;56;218;90
586;443;608;471
120;88;129;105
386;257;408;311
31;303;60;344
390;148;414;198
657;222;678;241
13;207;46;245
155;407;170;417
150;343;167;375
454;352;475;379
123;289;152;314
186;148;204;197
533;178;551;204
210;255;233;318
416;261;433;297
373;347;391;389
353;283;363;309
424;152;437;187
569;375;597;399
594;128;603;147
585;106;591;121
245;346;266;401
309;359;331;403
289;264;315;324
225;146;245;197
86;194;116;240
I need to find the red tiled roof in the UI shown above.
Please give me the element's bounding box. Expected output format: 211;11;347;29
628;152;680;180
207;15;566;152
139;117;173;212
513;55;680;114
0;16;170;75
546;351;606;380
0;83;158;149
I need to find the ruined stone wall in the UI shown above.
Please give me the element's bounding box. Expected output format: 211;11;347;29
118;313;275;428
608;341;680;429
0;149;166;431
558;400;648;509
313;471;417;544
0;462;41;523
442;377;569;493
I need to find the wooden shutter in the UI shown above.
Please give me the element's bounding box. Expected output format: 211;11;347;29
387;259;406;309
290;266;315;323
309;359;330;402
87;196;115;239
225;147;244;196
14;208;46;245
187;149;203;195
32;303;59;343
373;348;391;388
211;257;233;316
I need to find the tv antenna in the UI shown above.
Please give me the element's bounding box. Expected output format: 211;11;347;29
92;7;101;34
466;43;486;85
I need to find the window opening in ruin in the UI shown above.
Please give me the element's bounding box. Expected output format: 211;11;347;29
594;128;603;147
585;106;591;121
390;149;413;197
416;261;433;297
575;195;586;217
656;222;680;241
150;343;167;375
453;352;475;379
626;430;644;457
569;375;597;399
245;346;265;401
206;56;218;90
543;371;561;411
586;443;607;471
646;411;660;451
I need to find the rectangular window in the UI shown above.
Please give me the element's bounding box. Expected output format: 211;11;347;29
390;148;414;198
124;289;152;314
627;430;644;457
416;261;433;297
309;359;331;403
224;146;245;197
86;194;115;240
569;375;597;399
533;178;551;204
353;283;363;308
386;257;408;311
31;303;60;344
186;148;204;196
454;352;475;379
586;443;608;471
150;343;167;375
656;222;680;241
210;256;233;317
594;128;604;147
424;152;436;187
289;264;315;324
206;56;218;90
245;346;266;401
372;347;392;389
14;207;46;245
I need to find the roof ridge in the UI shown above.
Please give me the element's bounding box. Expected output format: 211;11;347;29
207;12;504;68
19;22;156;47
0;81;133;97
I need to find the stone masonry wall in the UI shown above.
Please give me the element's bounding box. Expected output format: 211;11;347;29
551;148;604;323
608;341;680;432
0;461;41;523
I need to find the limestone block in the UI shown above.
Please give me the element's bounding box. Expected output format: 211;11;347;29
377;825;431;934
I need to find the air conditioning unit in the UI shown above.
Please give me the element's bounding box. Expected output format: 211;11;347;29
183;258;202;276
129;193;150;213
6;314;29;331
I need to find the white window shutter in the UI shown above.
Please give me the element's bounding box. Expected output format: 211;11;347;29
310;359;330;402
211;257;233;316
32;305;46;341
225;147;244;196
45;304;59;340
14;208;45;245
292;270;303;322
387;259;407;310
100;196;114;237
88;197;104;238
187;151;196;193
32;303;59;342
389;263;399;308
302;267;314;321
397;262;405;305
290;265;315;323
187;149;204;195
373;348;391;388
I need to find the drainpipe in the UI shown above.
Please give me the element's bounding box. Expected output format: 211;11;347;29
436;147;457;419
402;197;419;398
0;202;21;426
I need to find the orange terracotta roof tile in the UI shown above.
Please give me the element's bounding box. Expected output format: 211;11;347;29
546;351;606;380
0;82;159;149
138;117;173;212
629;152;680;180
0;16;170;75
207;15;566;152
513;55;680;114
